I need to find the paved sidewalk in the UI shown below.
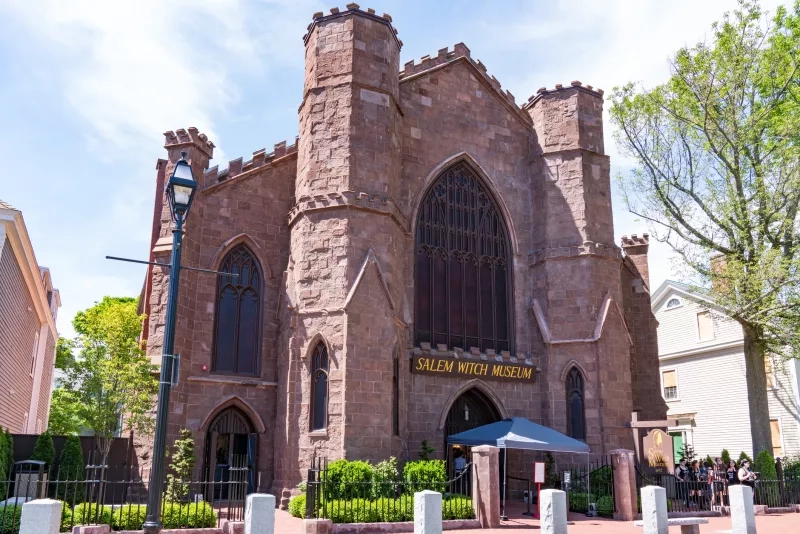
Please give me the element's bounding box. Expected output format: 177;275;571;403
274;506;799;533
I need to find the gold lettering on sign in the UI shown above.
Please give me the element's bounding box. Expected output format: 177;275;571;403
412;355;535;383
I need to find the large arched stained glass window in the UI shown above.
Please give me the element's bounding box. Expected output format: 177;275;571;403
566;368;586;441
212;245;262;375
414;162;514;353
310;343;328;431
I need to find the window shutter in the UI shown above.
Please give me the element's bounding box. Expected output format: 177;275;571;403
765;358;775;389
662;370;677;388
770;420;783;456
697;312;714;341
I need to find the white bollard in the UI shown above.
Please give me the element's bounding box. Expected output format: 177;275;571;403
729;485;757;534
19;499;62;534
245;493;275;534
414;490;442;534
540;489;568;534
640;486;668;534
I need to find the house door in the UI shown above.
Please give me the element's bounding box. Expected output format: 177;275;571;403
670;432;684;465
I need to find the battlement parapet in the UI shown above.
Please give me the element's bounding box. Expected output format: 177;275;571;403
163;127;215;158
203;137;299;185
523;81;605;109
303;4;401;48
621;233;650;248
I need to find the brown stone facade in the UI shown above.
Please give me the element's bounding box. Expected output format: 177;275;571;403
140;5;666;507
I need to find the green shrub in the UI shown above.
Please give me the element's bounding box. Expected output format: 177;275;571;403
325;499;380;524
111;504;147;530
403;460;446;493
55;435;84;502
721;449;732;466
568;492;596;513
783;457;800;477
596;495;614;517
57;501;72;532
443;496;473;520
374;495;412;522
590;466;613;497
754;450;777;480
289;494;307;518
0;505;22;534
30;430;56;466
738;451;753;465
371;457;399;498
162;502;216;529
322;460;374;499
71;503;112;526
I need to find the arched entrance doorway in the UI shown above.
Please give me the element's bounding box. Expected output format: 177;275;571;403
204;407;257;500
444;388;502;477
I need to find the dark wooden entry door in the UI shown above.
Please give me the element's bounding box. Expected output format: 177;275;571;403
205;407;257;501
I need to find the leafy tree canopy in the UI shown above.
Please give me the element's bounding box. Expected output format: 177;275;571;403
610;0;800;456
58;296;157;464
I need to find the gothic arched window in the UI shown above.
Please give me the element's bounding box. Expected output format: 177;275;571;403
566;368;586;441
414;162;514;353
310;342;329;431
212;244;262;375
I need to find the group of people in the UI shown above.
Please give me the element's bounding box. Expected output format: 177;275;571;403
673;457;758;509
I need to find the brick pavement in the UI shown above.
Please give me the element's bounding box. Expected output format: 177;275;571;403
273;507;799;534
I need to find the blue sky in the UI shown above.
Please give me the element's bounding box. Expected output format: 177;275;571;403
0;0;788;338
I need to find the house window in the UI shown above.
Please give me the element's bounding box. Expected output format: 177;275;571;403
566;368;586;440
697;311;714;341
765;357;775;389
30;332;39;377
662;369;678;400
770;419;783;457
310;342;329;432
212;245;262;375
414;162;514;353
392;354;399;436
666;298;681;309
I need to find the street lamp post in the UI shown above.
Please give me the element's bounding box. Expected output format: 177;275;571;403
142;152;198;533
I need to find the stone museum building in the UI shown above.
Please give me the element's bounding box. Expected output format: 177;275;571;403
140;4;667;505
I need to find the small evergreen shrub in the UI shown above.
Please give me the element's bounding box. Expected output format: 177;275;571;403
418;440;436;460
111;504;147;530
29;430;56;466
325;499;380;524
403;460;446;493
55;435;84;503
289;494;307;518
442;496;473;520
589;466;613;497
161;501;216;529
721;449;732;466
71;503;112;526
165;429;196;502
754;450;777;480
738;451;753;465
0;505;22;534
322;460;374;499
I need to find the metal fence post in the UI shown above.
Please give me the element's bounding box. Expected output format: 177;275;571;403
305;467;316;519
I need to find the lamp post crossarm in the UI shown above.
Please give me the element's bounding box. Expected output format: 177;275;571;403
105;256;238;277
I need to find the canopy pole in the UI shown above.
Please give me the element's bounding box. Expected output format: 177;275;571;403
501;448;508;521
586;452;591;517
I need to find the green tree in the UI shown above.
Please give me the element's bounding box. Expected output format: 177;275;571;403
754;450;777;479
722;449;732;465
739;451;754;465
55;337;75;370
59;296;157;466
418;440;436;460
0;428;11;494
166;429;196;501
56;436;85;502
48;389;86;436
610;0;800;457
30;430;55;466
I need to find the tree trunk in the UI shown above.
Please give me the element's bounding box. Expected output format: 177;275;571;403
742;323;773;457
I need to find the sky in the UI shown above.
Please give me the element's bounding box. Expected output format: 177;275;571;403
0;0;789;339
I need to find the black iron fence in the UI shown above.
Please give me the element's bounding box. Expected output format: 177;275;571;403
0;461;253;533
305;457;474;524
563;455;615;518
635;468;800;513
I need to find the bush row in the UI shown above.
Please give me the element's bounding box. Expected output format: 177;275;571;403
320;458;448;500
566;492;613;517
0;501;216;533
288;494;473;523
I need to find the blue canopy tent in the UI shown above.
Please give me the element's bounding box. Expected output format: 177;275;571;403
447;417;590;519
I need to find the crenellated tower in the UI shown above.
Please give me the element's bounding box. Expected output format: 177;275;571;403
525;83;635;453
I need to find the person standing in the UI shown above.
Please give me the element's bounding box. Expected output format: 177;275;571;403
738;459;757;489
675;458;690;508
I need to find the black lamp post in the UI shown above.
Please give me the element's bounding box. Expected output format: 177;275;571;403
143;151;197;533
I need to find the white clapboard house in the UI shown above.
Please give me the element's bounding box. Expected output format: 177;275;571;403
652;280;800;461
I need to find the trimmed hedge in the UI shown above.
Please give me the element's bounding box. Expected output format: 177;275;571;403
0;505;22;534
567;492;613;517
403;460;447;493
111;504;148;530
68;501;215;530
288;494;306;518
317;495;472;524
